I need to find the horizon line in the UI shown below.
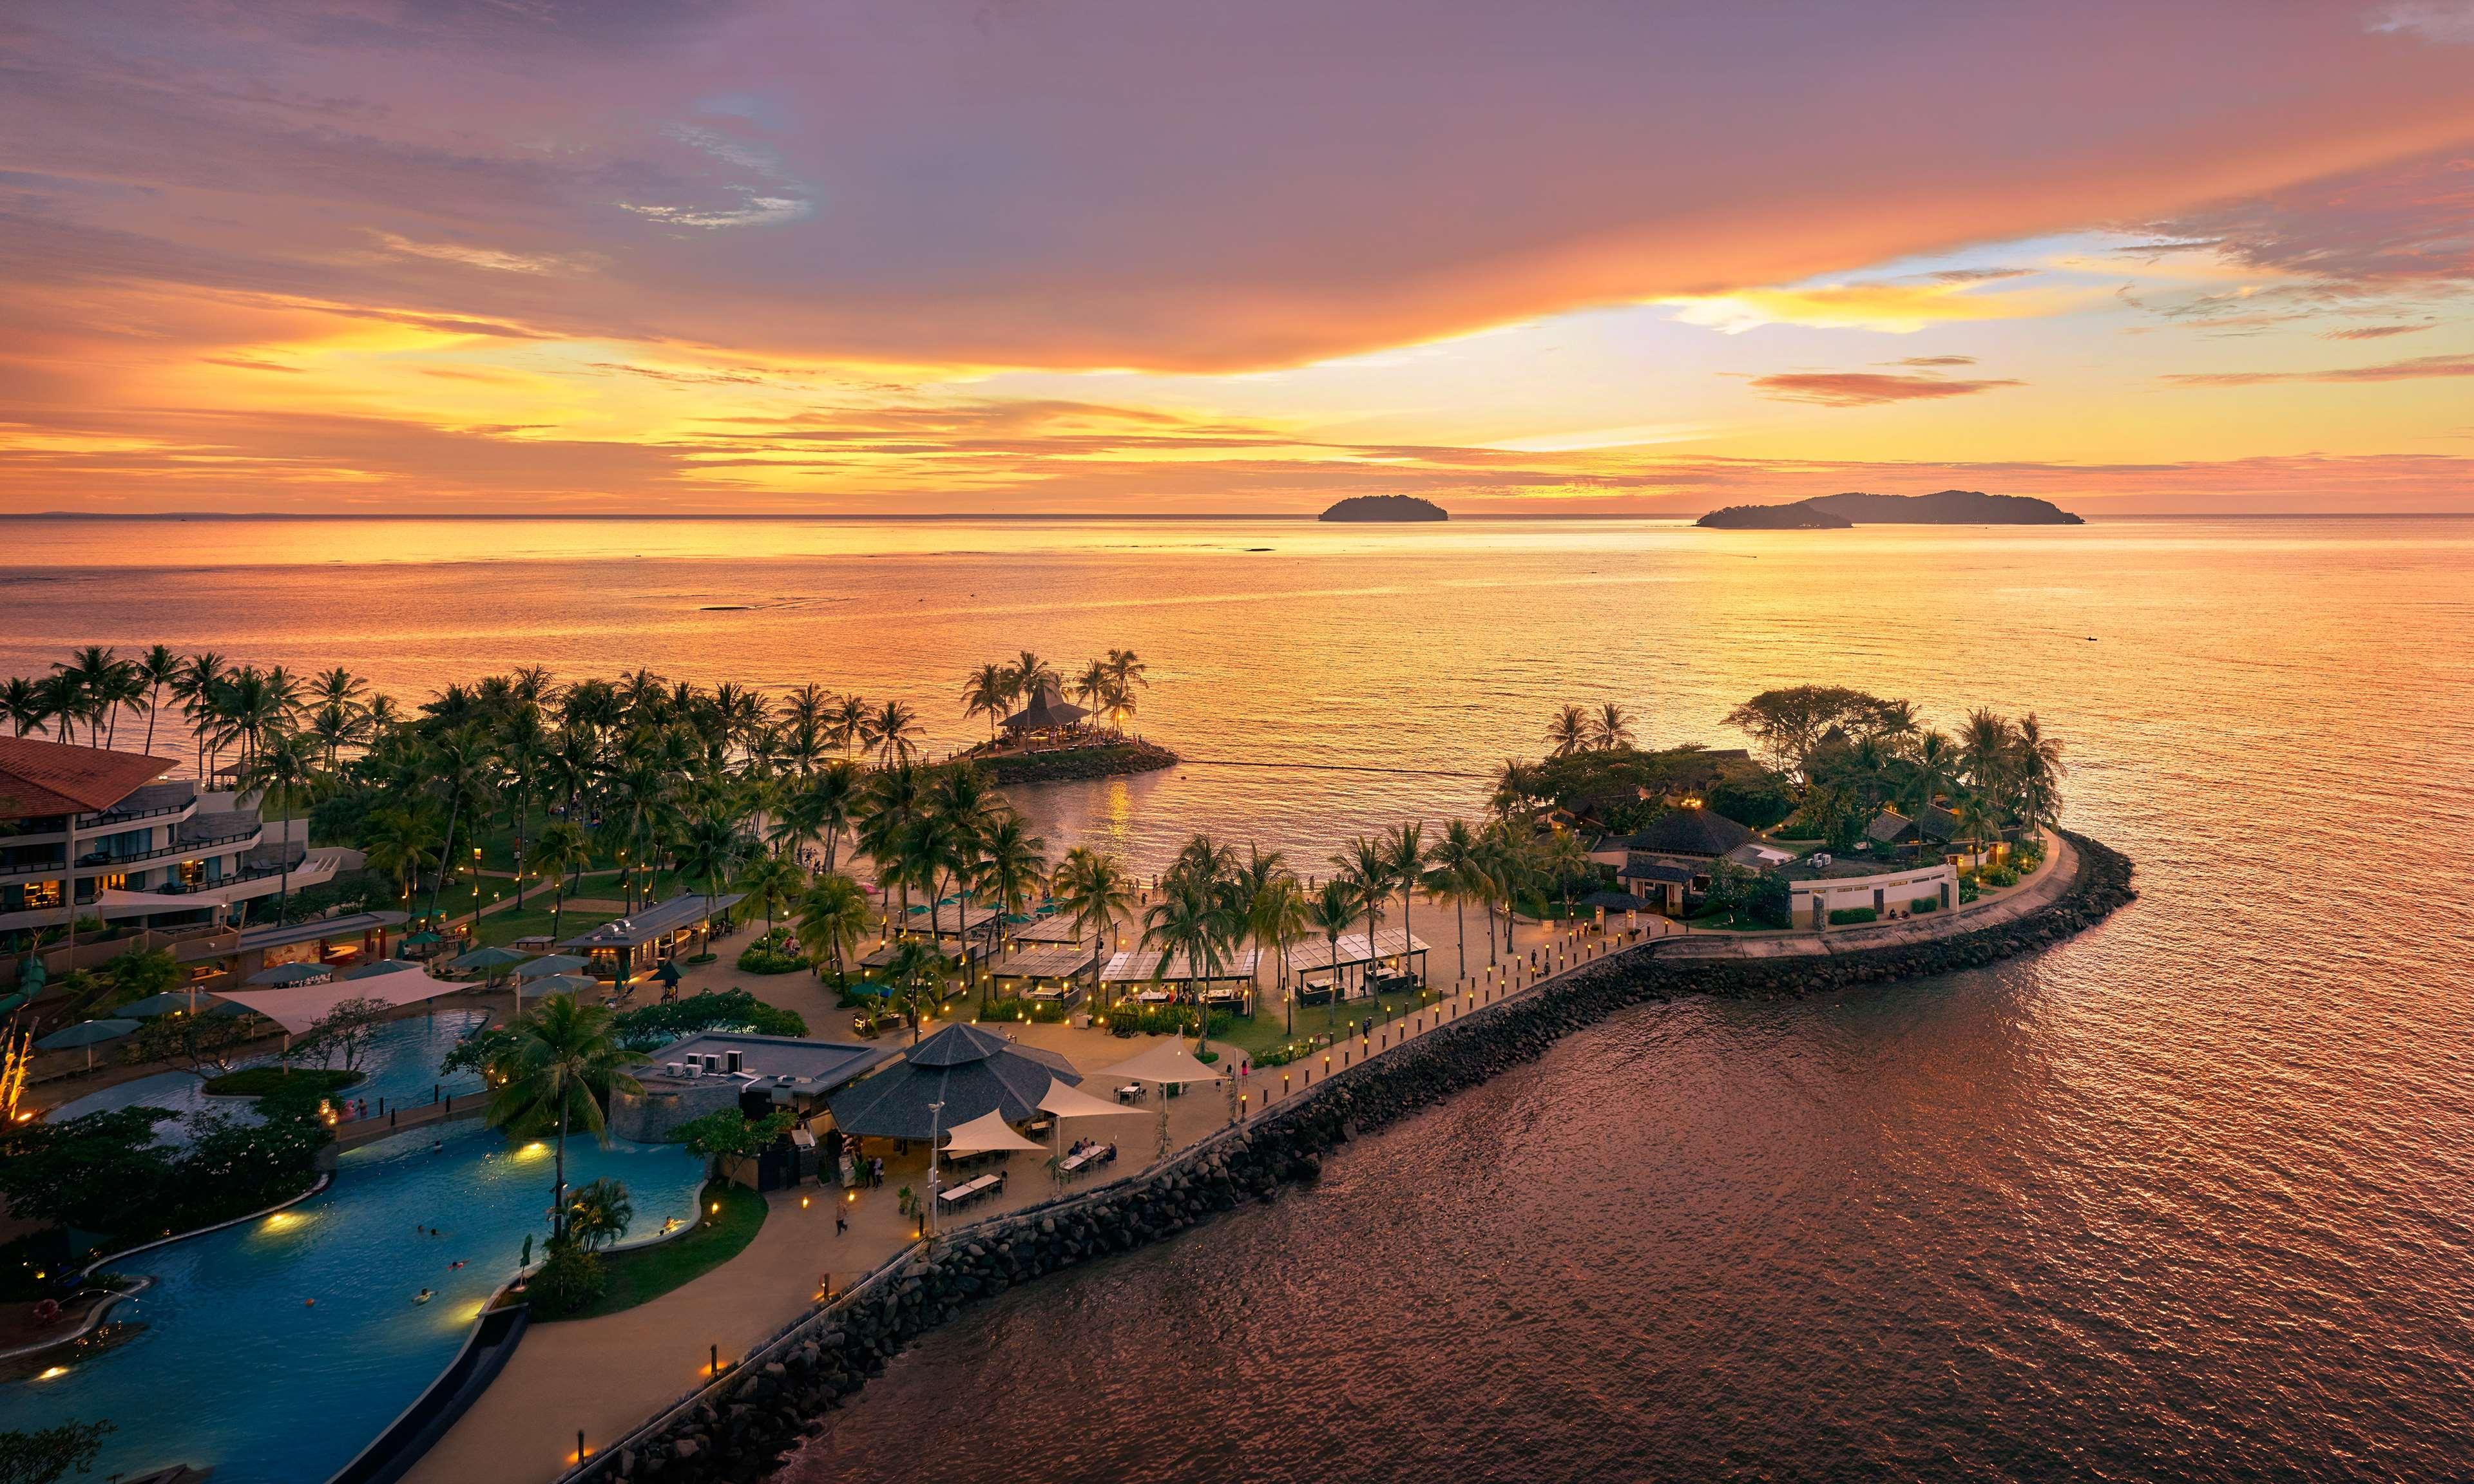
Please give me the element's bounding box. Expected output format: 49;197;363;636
6;509;2470;523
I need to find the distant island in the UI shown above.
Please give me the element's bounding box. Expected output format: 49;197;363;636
1697;489;2082;529
1320;495;1448;522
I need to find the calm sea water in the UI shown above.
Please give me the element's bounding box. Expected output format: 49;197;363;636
5;515;2472;1481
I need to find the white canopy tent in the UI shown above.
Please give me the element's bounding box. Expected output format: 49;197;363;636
1101;1040;1227;1085
1037;1075;1136;1184
941;1107;1043;1154
214;965;463;1034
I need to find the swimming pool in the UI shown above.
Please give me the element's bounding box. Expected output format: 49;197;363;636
0;1119;706;1483
45;1011;490;1136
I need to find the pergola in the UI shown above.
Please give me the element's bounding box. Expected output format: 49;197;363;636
1099;947;1261;1013
1293;929;1430;993
988;943;1104;999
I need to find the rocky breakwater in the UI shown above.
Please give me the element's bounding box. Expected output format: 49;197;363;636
583;830;2134;1483
973;737;1179;786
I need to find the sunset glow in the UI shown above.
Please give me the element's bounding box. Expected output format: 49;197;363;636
5;1;2473;513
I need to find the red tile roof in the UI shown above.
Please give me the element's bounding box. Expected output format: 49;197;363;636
0;736;177;817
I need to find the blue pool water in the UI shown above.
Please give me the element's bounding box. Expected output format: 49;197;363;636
0;1119;706;1483
46;1011;490;1136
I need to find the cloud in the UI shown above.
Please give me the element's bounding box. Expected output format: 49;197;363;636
1892;354;1979;366
1668;275;2087;334
2321;323;2433;338
2368;3;2474;44
371;233;582;275
2162;353;2474;386
1747;372;2024;406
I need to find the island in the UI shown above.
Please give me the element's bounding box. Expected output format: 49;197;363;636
1698;489;2082;528
1319;495;1448;522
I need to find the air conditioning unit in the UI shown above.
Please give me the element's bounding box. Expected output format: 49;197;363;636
726;1051;743;1074
664;1062;683;1077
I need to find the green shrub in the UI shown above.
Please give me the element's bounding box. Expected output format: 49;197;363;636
1827;906;1877;926
525;1243;607;1319
1099;1006;1231;1038
1982;866;2019;888
1959;879;1981;904
981;996;1071;1024
733;942;807;975
1747;875;1792;929
1910;896;1941;914
611;989;805;1051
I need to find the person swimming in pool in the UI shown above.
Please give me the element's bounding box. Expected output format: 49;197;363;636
449;1260;466;1270
414;1289;433;1305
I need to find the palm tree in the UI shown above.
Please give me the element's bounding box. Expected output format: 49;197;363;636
1332;835;1393;984
423;725;496;922
1901;729;1960;816
1104;649;1147;694
240;731;323;918
961;664;1012;743
1380;821;1426;984
738;853;807;938
2009;714;2067;834
1;677;41;738
855;762;925;920
1006;651;1059;707
796;872;872;987
1070;659;1109;715
1959;709;2016;816
1142;872;1240;1053
1423;818;1485;980
532;817;593;944
364;803;445;906
497;705;552;909
1589;701;1636;752
877;938;950;1044
1305;879;1362;1032
807;759;861;871
53;647;123;747
1051;844;1131;959
675;810;752;937
135;645;181;755
1475;821;1528;960
1533;828;1589;920
483;993;639;1244
171;652;226;777
1247;870;1309;1032
863;700;921;767
30;672;89;746
829;694;870;757
974;814;1049;928
562;1177;634;1253
1546;704;1591;758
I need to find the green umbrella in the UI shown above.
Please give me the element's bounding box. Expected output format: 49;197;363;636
653;961;682;987
450;945;529;972
249;962;335;986
513;954;590;980
519;973;600;998
38;1018;141;1072
403;929;445;947
120;992;208;1018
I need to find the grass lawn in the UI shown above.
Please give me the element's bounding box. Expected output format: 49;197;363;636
553;1179;766;1322
201;1065;364;1097
1191;983;1452;1067
472;900;620;949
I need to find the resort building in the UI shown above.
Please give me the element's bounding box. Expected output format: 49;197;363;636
611;1032;894;1159
560;893;743;982
171;909;408;990
1783;857;1959;930
1000;683;1089;739
1597;804;1758;915
0;735;345;951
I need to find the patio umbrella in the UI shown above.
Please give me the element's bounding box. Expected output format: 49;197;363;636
513;954;590;980
37;1018;140;1072
120;991;211;1018
653;961;682;988
249;962;335;987
450;944;529;973
519;973;601;999
403;929;444;947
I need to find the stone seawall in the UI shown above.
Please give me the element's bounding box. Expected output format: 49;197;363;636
577;831;2135;1483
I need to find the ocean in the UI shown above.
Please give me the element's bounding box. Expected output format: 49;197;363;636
5;514;2471;1481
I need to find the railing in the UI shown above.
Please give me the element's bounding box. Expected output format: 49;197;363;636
76;795;197;830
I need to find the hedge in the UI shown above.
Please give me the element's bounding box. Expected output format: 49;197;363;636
1827;907;1878;926
1909;896;1941;914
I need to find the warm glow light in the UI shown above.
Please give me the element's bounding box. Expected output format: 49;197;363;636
37;1366;68;1380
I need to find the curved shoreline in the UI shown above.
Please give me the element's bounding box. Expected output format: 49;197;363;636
563;830;2135;1483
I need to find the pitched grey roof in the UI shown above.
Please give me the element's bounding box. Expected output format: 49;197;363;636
1001;683;1089;732
1625;806;1755;859
560;893;744;950
1866;809;1917;844
1620;860;1697;885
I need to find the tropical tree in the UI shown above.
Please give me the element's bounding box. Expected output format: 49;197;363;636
863;700;921;767
421;725;497;922
1305;879;1362;1032
363;803;445;906
1546;704;1591;758
1589;701;1636;751
1533;828;1591;919
171;651;227;777
562;1177;635;1253
2009;714;2066;832
1142;871;1241;1053
973;815;1050;926
1422;817;1485;980
532;817;594;945
1051;846;1133;973
676;810;753;937
738;852;807;938
876;938;951;1043
483;993;639;1244
1;677;42;738
1380;821;1426;983
1332;835;1393;983
1005;651;1059;705
135;645;182;755
796;872;872;986
240;730;323;917
961;663;1012;742
1247;870;1309;1032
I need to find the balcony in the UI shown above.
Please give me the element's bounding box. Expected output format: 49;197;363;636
0;822;263;885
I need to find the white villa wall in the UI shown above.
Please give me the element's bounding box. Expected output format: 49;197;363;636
1790;863;1957;927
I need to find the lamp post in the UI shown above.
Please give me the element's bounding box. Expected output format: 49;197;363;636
925;1100;946;1239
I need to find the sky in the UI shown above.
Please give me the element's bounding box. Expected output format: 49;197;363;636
4;1;2474;517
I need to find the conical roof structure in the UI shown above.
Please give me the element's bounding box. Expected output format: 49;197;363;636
1001;683;1089;733
828;1022;1082;1139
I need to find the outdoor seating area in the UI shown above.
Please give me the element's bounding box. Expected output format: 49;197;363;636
936;1169;1009;1210
1059;1139;1118;1175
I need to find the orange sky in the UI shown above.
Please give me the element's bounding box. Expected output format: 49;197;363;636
4;2;2473;515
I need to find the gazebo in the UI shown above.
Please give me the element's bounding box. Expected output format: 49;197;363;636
999;683;1088;738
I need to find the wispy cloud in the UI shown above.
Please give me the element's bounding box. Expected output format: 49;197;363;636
1747;372;2024;406
2163;354;2474;386
1669;274;2082;334
2321;323;2434;339
2367;3;2474;43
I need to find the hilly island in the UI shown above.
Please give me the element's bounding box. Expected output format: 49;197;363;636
1697;489;2083;529
1320;495;1448;522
